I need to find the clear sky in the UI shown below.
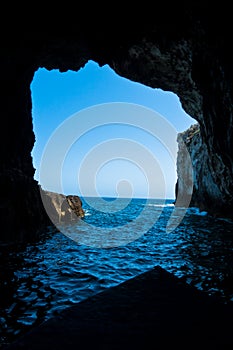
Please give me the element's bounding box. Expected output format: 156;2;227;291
30;60;196;199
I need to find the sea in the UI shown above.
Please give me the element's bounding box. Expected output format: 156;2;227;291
1;197;233;347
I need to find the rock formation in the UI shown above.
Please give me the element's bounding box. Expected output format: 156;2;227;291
175;123;233;218
1;3;233;241
40;190;85;226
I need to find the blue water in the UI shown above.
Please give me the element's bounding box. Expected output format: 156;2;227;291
1;197;233;346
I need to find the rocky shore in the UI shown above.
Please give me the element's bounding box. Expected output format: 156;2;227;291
4;266;233;349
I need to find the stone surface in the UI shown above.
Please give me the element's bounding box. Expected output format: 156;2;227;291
1;2;233;240
40;190;85;225
175;123;233;218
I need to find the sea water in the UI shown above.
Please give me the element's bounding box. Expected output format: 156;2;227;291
0;197;233;345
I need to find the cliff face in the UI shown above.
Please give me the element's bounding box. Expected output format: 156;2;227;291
1;3;233;241
175;124;233;218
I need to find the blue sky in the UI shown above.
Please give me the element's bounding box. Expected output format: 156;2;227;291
31;60;196;199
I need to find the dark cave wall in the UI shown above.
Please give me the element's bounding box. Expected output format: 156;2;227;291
1;3;233;240
0;66;50;241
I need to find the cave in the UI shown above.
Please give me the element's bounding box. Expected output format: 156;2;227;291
1;3;232;242
1;3;233;347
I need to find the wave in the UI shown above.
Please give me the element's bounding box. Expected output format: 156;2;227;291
83;209;91;216
187;207;208;216
147;203;174;208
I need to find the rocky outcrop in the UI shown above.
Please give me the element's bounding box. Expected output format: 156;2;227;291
40;190;85;226
1;3;233;240
0;176;85;242
175;124;233;218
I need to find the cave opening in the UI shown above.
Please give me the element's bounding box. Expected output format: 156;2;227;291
2;55;233;348
30;60;196;201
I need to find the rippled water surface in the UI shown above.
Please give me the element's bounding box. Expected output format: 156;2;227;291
1;197;233;347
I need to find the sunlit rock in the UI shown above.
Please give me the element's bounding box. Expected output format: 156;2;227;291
41;190;85;225
175;124;233;218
